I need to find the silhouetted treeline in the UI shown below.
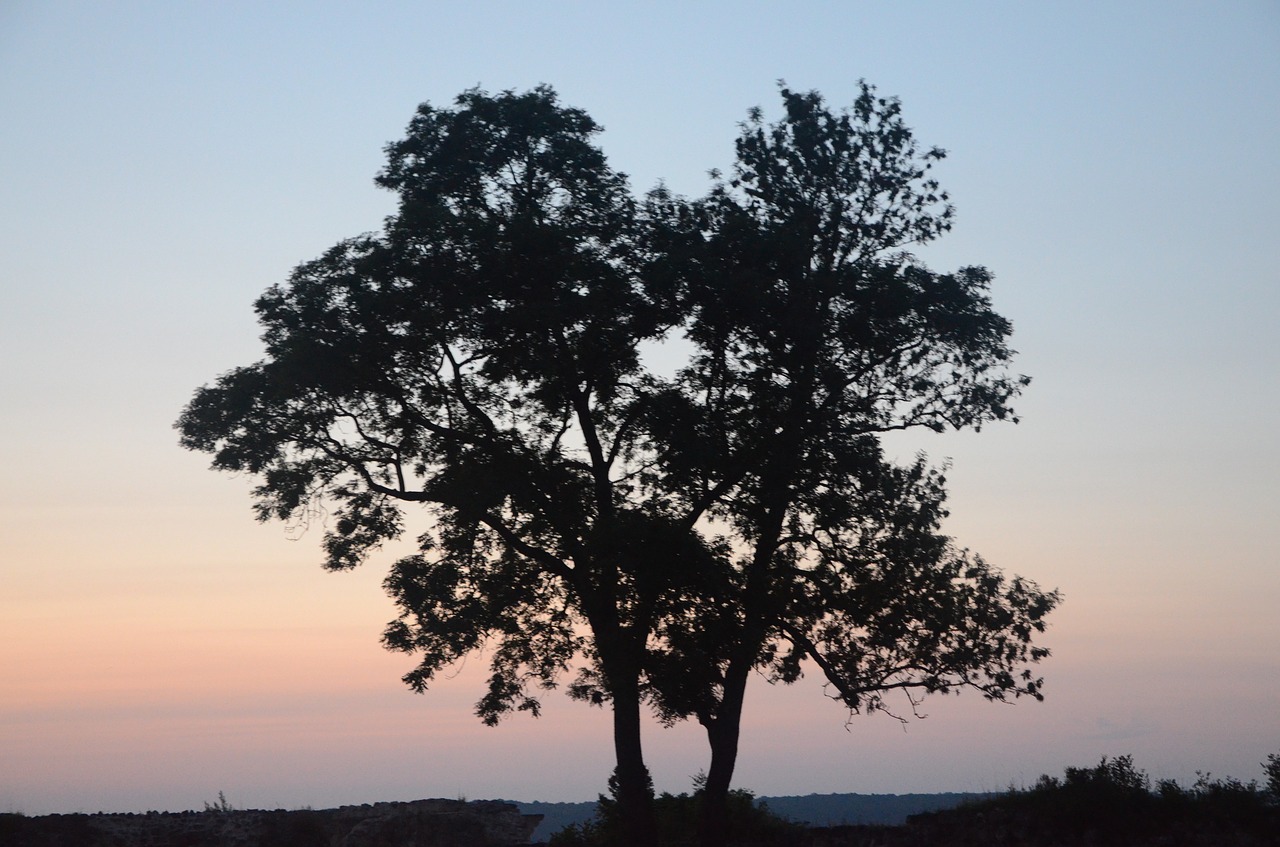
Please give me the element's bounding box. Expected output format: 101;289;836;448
541;754;1280;846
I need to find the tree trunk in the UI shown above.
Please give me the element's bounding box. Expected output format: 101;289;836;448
610;675;656;847
699;500;786;847
577;554;656;847
698;662;750;847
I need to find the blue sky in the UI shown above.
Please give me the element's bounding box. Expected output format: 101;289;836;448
2;0;1278;814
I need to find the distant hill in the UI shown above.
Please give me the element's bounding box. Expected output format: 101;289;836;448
510;792;992;842
504;801;595;842
753;792;994;827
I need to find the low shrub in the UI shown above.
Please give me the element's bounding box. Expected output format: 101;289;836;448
550;778;801;847
915;753;1280;846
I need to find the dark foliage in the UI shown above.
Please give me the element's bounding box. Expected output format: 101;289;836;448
550;783;802;847
177;85;680;841
633;84;1058;844
1265;752;1280;801
177;82;1059;844
257;809;330;846
909;754;1280;846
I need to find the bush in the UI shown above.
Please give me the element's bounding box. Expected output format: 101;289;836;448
203;791;234;813
1003;755;1158;838
549;778;800;847
923;754;1280;845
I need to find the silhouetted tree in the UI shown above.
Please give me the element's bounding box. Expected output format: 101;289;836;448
177;86;701;845
178;82;1058;847
636;84;1060;845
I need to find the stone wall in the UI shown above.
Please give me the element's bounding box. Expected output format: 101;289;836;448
0;798;542;847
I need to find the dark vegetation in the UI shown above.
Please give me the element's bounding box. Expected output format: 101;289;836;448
4;754;1274;846
536;753;1280;846
518;792;992;841
0;799;537;847
901;754;1280;847
177;81;1059;846
550;783;803;847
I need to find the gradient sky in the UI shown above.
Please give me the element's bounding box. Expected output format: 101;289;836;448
2;0;1278;816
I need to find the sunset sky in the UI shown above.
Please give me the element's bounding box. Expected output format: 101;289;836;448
2;1;1278;816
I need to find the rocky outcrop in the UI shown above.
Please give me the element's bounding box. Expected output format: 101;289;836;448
0;798;542;847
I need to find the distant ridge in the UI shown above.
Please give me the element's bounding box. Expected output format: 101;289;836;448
511;792;993;841
755;792;994;826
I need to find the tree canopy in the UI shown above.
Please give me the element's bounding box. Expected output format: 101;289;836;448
178;82;1059;846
